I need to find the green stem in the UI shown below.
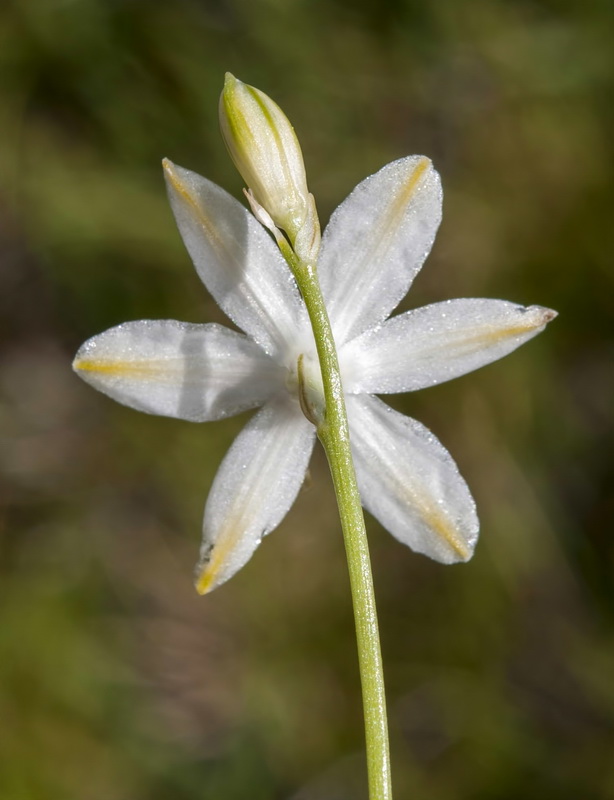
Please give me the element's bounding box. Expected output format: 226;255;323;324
291;254;393;800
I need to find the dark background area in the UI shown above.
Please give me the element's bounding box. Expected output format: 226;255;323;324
1;0;612;797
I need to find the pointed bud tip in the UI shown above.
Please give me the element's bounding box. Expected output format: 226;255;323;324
221;73;246;109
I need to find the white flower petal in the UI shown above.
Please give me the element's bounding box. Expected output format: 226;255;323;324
196;396;315;594
163;159;310;358
342;300;558;394
73;320;281;421
318;156;442;346
346;394;479;564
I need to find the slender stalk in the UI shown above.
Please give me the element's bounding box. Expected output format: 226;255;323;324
290;253;393;800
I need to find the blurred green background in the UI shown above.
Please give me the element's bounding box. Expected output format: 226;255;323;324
1;0;612;798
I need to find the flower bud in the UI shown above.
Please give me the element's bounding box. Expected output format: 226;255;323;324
219;73;310;243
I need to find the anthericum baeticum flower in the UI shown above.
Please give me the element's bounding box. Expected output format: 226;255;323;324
73;155;557;595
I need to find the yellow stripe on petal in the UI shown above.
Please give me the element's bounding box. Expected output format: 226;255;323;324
195;528;236;595
372;157;431;262
380;457;472;561
429;309;558;358
73;358;172;379
393;157;430;217
194;469;258;596
195;546;228;595
363;437;473;562
163;159;227;260
410;493;472;561
470;309;557;346
193;400;316;595
346;395;478;565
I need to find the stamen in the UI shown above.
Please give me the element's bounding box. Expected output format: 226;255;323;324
297;354;319;425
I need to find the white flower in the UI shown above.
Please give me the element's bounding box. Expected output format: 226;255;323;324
73;156;556;594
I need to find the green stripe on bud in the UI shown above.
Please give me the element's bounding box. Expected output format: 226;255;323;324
219;74;311;246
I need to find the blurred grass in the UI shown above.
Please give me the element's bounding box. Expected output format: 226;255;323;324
1;0;613;798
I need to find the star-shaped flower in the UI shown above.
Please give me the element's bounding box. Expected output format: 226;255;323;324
73;156;556;594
